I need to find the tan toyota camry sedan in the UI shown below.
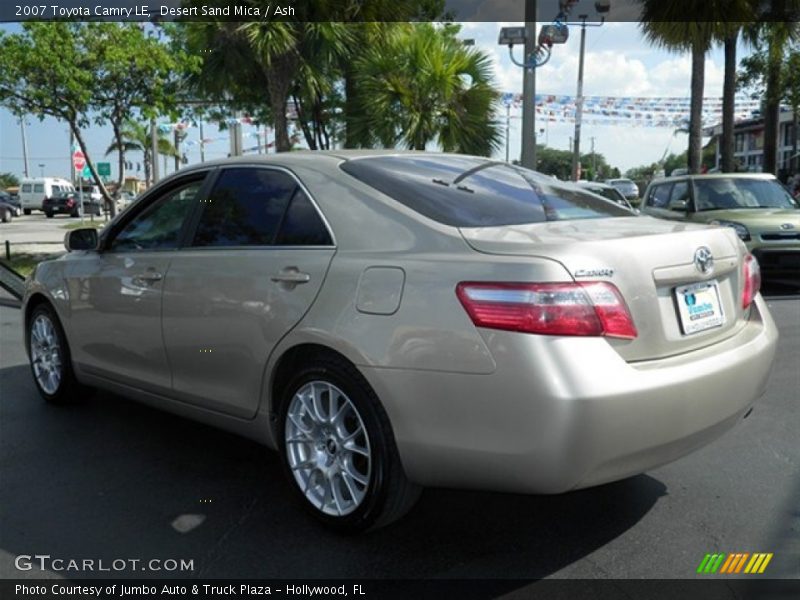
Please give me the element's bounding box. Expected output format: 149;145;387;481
22;152;778;531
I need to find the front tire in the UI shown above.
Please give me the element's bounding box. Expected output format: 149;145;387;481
27;303;89;404
23;208;31;215
278;355;420;532
45;211;54;219
1;209;10;223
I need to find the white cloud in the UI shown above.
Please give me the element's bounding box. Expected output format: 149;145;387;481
469;22;736;170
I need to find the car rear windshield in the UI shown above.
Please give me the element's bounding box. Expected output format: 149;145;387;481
694;178;799;211
340;155;631;227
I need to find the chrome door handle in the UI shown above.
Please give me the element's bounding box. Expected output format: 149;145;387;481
136;271;163;282
271;269;311;284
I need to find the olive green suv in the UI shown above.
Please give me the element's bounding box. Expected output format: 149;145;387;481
642;173;800;282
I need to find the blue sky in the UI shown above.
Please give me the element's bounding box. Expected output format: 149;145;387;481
0;22;751;183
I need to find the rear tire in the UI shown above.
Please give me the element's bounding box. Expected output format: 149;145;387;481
278;354;420;532
1;209;9;223
45;211;54;219
23;209;31;215
27;303;92;404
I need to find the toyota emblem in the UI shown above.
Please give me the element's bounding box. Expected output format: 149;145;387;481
694;247;714;275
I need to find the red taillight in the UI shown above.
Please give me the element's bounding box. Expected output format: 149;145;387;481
66;199;75;207
456;281;638;339
742;254;761;309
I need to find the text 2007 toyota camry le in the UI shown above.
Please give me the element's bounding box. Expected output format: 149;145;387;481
22;152;778;531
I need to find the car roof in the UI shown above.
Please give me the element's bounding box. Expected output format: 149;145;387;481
576;180;616;190
650;172;777;184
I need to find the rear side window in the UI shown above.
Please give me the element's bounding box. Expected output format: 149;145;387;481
22;184;31;193
669;181;689;209
192;168;330;247
275;189;332;246
340;156;629;227
34;184;44;193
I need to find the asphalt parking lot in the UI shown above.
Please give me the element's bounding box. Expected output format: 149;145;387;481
0;293;798;583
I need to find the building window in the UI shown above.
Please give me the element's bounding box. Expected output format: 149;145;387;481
784;123;795;147
735;133;744;153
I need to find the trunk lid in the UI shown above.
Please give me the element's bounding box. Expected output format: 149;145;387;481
459;216;747;362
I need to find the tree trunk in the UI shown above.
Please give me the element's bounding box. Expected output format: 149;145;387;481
721;33;737;173
344;66;359;148
688;42;706;174
71;123;116;218
174;130;181;172
793;109;798;173
763;34;782;175
267;56;297;153
143;148;151;188
292;91;317;150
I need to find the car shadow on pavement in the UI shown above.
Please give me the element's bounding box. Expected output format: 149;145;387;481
0;363;665;581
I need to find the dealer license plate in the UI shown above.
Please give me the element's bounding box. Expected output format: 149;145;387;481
675;280;725;335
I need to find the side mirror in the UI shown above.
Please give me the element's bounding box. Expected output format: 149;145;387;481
65;228;98;252
668;199;688;212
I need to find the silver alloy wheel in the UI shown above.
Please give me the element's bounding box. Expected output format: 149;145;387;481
30;314;63;395
285;381;372;517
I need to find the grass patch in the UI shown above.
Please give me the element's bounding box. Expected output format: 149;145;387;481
3;252;64;278
60;220;106;231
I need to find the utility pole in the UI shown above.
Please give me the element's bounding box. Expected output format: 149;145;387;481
570;15;605;181
20;118;30;178
521;0;537;170
229;115;243;157
150;115;159;186
199;119;205;163
571;17;588;181
505;103;512;163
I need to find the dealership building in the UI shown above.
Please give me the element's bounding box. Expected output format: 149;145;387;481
705;110;798;174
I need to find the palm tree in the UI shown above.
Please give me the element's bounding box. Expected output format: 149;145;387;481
713;1;760;173
353;24;502;156
639;3;727;174
106;120;179;187
743;7;800;175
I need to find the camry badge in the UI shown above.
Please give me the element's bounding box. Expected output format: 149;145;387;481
780;223;795;230
574;267;615;278
694;246;714;275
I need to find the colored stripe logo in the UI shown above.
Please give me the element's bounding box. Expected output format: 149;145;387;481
697;553;773;574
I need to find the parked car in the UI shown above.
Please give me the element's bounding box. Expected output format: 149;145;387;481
19;177;75;214
23;152;778;532
76;184;105;204
0;199;15;223
42;191;102;218
641;173;799;282
0;190;22;217
604;178;640;205
576;180;636;211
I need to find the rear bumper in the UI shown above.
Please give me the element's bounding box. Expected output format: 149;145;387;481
364;295;778;494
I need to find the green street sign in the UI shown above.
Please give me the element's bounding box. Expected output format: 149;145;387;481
97;162;111;177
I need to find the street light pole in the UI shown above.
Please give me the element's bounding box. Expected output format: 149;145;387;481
521;0;537;170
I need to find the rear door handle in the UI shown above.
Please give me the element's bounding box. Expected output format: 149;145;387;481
136;271;163;282
271;268;311;284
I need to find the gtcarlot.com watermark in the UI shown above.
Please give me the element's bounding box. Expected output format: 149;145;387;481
14;554;194;573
